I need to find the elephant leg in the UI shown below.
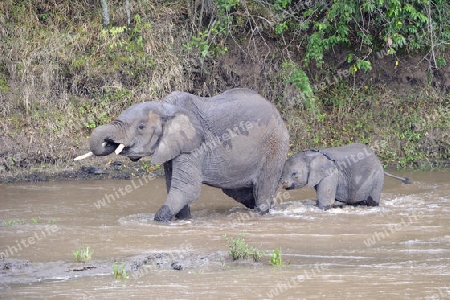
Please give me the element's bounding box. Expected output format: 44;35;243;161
222;187;256;209
253;148;288;213
315;176;337;210
175;205;191;219
253;173;279;214
366;175;383;206
164;161;191;219
253;183;272;214
154;157;201;222
163;161;172;193
154;185;200;221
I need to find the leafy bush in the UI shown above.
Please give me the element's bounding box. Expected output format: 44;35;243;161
184;0;240;59
187;0;449;71
224;231;265;262
270;0;449;70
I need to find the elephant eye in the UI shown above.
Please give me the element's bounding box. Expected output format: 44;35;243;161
291;172;298;177
138;124;145;130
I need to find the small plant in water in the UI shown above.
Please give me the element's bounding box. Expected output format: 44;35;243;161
73;246;94;263
2;219;26;226
2;217;57;226
270;248;283;267
31;216;41;224
113;263;129;279
224;231;248;260
3;219;16;226
250;246;265;262
224;231;265;262
48;218;60;225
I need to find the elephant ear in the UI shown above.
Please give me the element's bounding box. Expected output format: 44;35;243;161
308;154;337;188
151;107;203;165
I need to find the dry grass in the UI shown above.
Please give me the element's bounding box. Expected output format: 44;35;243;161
0;0;195;172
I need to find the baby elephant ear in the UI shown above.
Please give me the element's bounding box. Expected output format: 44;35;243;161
308;154;337;188
151;109;203;165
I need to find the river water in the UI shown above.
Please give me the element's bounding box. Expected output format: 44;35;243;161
0;171;449;299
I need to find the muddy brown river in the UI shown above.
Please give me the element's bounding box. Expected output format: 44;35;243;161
0;170;449;299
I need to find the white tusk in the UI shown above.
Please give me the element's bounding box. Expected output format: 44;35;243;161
115;143;125;155
74;152;94;161
102;142;106;147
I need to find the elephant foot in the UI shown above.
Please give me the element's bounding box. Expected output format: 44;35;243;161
255;202;271;215
333;201;346;209
175;205;191;220
154;205;174;222
317;201;332;211
366;196;379;206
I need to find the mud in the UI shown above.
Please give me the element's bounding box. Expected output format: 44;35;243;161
1;251;228;287
0;157;164;184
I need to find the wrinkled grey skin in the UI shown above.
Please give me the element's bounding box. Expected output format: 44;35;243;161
280;143;412;210
88;88;289;221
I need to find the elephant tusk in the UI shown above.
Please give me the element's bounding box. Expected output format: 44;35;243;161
115;143;125;155
74;152;94;161
102;142;106;147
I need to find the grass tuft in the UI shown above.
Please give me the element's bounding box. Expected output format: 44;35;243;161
113;263;129;279
73;246;94;263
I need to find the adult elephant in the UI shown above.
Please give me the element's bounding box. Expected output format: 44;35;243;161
75;88;289;222
280;143;412;210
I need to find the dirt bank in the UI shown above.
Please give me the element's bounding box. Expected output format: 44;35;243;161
1;1;449;178
0;156;165;184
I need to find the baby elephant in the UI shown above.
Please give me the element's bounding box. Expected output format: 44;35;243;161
280;143;412;210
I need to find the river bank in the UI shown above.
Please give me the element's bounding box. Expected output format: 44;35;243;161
1;1;449;182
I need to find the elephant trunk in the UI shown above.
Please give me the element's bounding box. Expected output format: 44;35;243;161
89;124;122;156
280;179;294;190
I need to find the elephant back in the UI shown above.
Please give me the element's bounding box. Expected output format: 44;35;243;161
162;88;288;160
319;143;381;174
194;89;286;135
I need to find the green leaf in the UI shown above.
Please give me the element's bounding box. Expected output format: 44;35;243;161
436;57;447;68
347;53;354;63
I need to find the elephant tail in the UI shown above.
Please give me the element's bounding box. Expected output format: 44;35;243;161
384;172;413;184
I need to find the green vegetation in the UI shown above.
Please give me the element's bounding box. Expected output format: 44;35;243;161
2;219;26;226
224;232;287;265
48;218;61;225
251;247;266;262
31;216;41;224
2;217;60;226
271;0;450;70
113;263;129;279
284;85;450;167
0;0;449;177
224;232;265;262
269;248;283;267
73;246;94;263
183;0;239;60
